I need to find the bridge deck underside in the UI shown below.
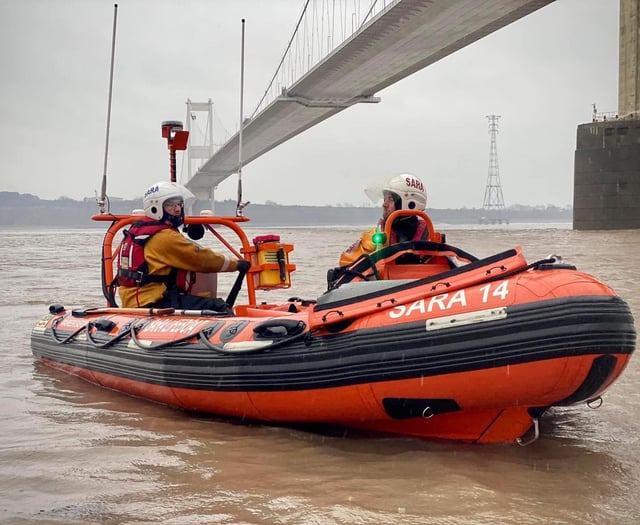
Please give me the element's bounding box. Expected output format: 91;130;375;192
187;0;554;198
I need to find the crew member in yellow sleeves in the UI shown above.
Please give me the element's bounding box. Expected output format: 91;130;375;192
338;173;429;267
117;181;249;313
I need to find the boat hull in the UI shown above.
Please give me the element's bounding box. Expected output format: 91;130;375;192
32;286;635;443
35;349;629;443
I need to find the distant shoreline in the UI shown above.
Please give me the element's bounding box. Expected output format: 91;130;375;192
0;191;573;227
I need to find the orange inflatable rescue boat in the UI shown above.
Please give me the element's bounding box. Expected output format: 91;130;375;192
30;202;637;445
31;120;636;445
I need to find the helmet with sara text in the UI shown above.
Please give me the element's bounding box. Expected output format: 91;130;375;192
381;173;427;211
142;181;195;226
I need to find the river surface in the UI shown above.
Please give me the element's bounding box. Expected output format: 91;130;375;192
1;223;639;525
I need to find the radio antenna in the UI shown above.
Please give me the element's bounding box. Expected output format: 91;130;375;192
235;18;250;216
97;3;118;214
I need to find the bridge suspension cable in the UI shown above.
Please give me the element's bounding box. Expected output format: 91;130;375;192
251;0;393;119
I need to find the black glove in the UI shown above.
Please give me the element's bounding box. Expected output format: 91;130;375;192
236;259;251;273
208;297;234;316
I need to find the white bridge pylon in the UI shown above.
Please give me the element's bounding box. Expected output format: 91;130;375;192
185;99;214;185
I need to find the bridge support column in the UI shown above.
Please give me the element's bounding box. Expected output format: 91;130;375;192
573;0;640;230
573;121;640;229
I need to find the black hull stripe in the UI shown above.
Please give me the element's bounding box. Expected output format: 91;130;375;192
31;296;636;392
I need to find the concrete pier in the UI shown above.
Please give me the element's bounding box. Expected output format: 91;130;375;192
573;0;640;230
574;120;640;229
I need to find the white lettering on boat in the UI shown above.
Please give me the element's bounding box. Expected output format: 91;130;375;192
389;280;511;319
480;281;510;301
405;300;426;316
143;319;206;334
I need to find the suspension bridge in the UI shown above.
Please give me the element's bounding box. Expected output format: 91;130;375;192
184;0;555;203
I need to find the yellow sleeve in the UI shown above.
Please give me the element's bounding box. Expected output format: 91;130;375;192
338;227;378;267
144;228;239;274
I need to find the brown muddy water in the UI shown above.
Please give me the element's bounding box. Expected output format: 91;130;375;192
1;224;639;524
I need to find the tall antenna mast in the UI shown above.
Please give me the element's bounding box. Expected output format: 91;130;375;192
97;3;118;214
235;18;250;216
482;115;507;224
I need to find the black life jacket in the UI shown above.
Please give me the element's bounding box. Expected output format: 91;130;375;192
116;219;193;291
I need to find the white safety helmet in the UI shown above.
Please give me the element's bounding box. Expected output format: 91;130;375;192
381;173;427;211
143;181;195;221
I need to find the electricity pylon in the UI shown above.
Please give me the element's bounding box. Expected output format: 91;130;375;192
481;115;508;224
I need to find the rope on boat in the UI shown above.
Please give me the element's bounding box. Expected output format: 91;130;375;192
50;315;142;348
50;315;88;344
49;314;311;355
88;317;310;354
50;316;201;350
197;328;310;355
85;319;139;349
128;320;223;350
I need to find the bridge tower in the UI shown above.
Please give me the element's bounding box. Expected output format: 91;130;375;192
185;99;215;183
184;99;217;210
573;0;640;229
481;115;508;224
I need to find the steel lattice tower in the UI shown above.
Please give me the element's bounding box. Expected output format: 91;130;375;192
482;115;507;223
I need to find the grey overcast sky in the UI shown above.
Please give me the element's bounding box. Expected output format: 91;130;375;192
0;0;619;209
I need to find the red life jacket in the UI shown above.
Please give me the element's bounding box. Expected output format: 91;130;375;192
116;219;193;292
